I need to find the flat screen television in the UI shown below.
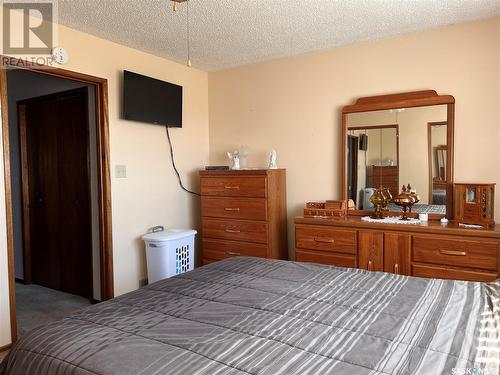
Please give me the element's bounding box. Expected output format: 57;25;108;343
123;70;182;127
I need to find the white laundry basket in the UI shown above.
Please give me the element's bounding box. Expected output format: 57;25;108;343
143;228;197;283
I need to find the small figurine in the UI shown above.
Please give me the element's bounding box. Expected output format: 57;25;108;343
268;149;278;169
227;150;240;170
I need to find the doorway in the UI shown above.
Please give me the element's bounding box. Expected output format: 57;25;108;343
1;62;113;345
19;87;93;298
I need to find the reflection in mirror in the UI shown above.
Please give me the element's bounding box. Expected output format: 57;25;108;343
428;122;448;205
347;105;448;214
347;126;398;209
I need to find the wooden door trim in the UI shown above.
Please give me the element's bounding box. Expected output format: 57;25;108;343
1;58;114;345
18;103;31;284
18;87;94;295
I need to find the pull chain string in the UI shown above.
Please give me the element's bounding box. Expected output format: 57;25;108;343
186;0;191;66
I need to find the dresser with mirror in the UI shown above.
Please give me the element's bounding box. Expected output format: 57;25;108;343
295;90;500;282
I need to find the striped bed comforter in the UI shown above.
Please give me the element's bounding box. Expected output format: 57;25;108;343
2;256;499;374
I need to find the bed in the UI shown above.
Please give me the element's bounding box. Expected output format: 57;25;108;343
2;256;499;374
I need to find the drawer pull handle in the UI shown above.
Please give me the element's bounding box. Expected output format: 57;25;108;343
224;208;240;211
439;249;467;256
224;186;240;189
314;237;335;244
225;229;241;233
394;263;399;274
368;260;373;271
226;251;241;256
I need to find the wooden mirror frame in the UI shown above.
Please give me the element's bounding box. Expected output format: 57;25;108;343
341;90;455;219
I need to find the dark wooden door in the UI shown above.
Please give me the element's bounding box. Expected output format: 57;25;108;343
19;87;92;298
347;135;358;204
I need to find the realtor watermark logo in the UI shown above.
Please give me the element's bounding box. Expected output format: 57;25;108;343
452;367;497;375
1;0;59;66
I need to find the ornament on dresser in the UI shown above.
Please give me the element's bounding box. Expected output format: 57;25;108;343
268;149;278;169
454;183;495;226
227;150;240;170
370;187;392;219
392;184;420;221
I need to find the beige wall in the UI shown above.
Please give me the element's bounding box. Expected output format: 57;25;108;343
208;16;500;258
0;24;209;346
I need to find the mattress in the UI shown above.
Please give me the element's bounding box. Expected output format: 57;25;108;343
2;256;499;374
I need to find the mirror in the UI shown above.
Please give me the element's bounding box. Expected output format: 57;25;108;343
342;91;455;218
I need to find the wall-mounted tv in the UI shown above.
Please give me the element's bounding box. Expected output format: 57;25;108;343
123;70;182;128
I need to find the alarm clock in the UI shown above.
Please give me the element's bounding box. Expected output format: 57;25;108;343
454;183;495;226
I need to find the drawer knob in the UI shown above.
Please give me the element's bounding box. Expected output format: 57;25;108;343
394;263;399;274
224;208;240;211
224;185;240;189
226;251;241;256
368;260;373;271
314;237;335;244
225;228;241;233
439;249;467;256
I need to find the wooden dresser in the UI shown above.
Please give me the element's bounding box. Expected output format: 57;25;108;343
295;216;500;282
200;169;288;264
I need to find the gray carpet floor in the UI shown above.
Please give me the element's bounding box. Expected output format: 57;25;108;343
15;283;91;338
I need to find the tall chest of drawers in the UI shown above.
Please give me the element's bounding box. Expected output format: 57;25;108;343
200;169;288;264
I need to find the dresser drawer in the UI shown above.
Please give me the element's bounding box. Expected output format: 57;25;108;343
295;226;356;255
201;176;267;198
202;197;267;221
412;236;498;271
202;218;268;244
296;250;356;268
412;264;497;282
203;239;268;261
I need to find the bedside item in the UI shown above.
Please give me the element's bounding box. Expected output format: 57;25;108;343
361;216;421;225
303;200;347;218
440;217;449;224
454;183;495;226
369;187;388;219
392;184;420;220
418;213;428;222
205;165;230;170
239;146;249;169
227;150;240;170
199;169;287;264
268;149;278;169
143;228;197;283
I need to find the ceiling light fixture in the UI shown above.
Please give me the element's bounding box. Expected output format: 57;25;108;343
170;0;192;67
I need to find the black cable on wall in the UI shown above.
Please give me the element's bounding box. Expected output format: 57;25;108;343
165;126;201;196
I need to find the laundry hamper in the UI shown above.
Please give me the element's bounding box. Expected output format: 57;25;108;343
142;228;197;283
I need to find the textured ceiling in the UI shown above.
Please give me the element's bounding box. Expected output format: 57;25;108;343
58;0;500;71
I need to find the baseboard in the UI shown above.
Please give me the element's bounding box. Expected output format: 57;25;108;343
0;344;11;353
90;298;101;305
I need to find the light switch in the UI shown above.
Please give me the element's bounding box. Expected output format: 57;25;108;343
115;165;127;178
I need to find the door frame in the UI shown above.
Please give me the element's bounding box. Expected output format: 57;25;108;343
1;58;114;344
19;87;93;295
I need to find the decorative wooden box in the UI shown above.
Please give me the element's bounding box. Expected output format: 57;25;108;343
304;200;348;218
454;183;495;226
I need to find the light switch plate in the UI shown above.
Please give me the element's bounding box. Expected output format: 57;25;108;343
115;165;127;178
